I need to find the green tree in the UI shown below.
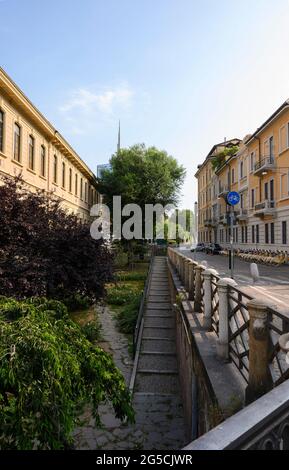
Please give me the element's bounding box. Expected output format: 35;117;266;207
98;144;186;245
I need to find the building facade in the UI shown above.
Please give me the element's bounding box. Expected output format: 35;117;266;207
195;139;241;244
195;99;289;250
0;67;99;220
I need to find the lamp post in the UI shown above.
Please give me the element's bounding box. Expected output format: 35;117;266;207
194;201;198;261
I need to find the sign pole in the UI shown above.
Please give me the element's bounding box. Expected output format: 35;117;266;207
230;204;234;279
226;191;240;280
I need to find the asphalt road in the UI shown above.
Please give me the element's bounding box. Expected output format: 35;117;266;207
177;248;289;312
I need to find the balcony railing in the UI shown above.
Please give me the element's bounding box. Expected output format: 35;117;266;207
254;156;276;176
204;218;212;227
218;184;229;197
254;200;275;217
237;209;248;221
219;213;229;225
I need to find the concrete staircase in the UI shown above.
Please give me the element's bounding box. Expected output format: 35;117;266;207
130;255;185;448
134;256;180;396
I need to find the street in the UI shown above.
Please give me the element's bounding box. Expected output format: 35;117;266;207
178;248;289;313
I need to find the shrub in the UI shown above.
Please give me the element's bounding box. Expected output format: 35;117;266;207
62;294;92;312
0;300;134;450
116;295;142;334
0;175;113;303
81;320;101;342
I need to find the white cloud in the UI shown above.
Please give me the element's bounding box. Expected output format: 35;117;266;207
59;83;134;134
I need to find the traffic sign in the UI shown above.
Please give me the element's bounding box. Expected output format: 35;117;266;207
227;191;240;206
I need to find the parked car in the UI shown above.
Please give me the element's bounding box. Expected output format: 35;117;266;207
205;243;222;255
191;242;205;252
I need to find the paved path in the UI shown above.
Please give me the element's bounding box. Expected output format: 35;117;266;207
74;257;186;450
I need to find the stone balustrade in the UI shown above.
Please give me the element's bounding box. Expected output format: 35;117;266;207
167;247;289;402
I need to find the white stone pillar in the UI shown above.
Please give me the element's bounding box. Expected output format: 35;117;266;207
203;268;219;330
188;260;197;301
194;265;205;313
216;277;237;360
184;258;191;292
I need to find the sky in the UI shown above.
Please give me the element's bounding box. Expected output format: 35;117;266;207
1;0;289;209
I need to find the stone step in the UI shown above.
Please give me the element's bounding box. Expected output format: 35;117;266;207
140;351;176;356
144;317;174;328
138;369;178;375
145;314;173;318
149;286;169;295
141;338;176;353
135;374;180;394
142;327;175;339
150;282;168;286
146;303;171;310
138;354;177;371
146;309;172;317
148;296;171;302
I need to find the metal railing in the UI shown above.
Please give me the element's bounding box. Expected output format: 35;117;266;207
133;248;155;355
255;199;275;211
254;156;275;172
227;286;251;383
184;378;289;450
211;275;220;335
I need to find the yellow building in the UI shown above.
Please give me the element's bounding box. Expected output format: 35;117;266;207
245;100;289;248
195;139;241;243
0;67;99;220
195;100;289;250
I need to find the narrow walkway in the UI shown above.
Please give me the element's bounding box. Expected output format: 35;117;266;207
132;256;185;448
74;256;185;450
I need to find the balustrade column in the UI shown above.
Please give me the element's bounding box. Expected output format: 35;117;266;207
216;278;237;360
188;261;197;301
203;269;218;330
184;259;191;292
194;265;205;313
246;299;273;404
180;255;186;285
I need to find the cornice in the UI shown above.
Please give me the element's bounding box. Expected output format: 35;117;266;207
0;67;97;185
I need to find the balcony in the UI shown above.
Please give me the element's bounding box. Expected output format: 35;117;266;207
218;184;229;198
219;213;229;225
211;217;218;227
204;218;212;227
254;156;276;176
254;200;276;217
237;209;248;221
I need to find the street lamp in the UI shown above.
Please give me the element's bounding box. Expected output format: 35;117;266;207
194;201;198;261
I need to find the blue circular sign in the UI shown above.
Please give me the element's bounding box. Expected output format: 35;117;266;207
227;191;240;206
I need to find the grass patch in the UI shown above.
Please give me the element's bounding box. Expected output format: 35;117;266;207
106;262;149;339
106;284;141;306
70;307;101;343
